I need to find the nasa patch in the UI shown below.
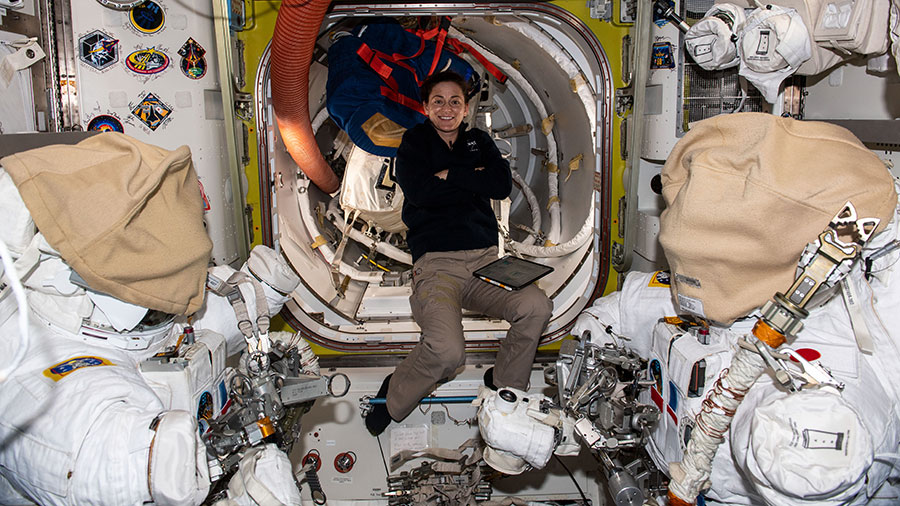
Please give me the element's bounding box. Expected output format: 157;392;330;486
178;38;207;80
131;92;172;131
43;356;114;382
648;270;671;288
125;47;169;75
87;114;124;133
78;30;119;71
130;0;165;34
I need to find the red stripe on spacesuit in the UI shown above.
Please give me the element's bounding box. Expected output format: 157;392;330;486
651;386;664;412
667;404;678;424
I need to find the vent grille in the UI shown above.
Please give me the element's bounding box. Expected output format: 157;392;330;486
682;64;764;131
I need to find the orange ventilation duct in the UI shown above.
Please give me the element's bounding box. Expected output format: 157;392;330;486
270;0;340;193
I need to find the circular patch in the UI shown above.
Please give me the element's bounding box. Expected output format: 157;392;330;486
130;1;165;34
125;47;169;75
87;114;124;132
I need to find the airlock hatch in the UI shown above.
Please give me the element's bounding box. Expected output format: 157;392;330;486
244;3;621;352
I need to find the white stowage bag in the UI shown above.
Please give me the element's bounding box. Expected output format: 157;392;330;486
339;144;407;233
742;388;873;505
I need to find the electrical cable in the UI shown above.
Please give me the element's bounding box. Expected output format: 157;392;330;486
377;434;390;478
553;454;589;505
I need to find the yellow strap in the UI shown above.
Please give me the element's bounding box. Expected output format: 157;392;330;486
569;73;588;93
543;239;557;247
566;153;583;182
310;235;327;249
546;162;559;173
541;114;556;135
546;195;561;210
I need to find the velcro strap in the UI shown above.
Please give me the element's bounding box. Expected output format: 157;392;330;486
379;86;426;115
356;43;396;87
447;38;508;84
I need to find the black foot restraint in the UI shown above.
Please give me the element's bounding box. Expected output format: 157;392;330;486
483;366;498;391
365;374;393;436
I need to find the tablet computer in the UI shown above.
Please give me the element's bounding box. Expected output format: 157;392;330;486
473;255;554;291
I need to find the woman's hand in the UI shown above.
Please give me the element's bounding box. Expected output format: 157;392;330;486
435;169;449;180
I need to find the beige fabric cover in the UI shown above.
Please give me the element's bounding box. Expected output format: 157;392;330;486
659;112;896;324
1;132;212;315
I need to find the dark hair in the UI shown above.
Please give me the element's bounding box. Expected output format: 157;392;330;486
420;71;469;104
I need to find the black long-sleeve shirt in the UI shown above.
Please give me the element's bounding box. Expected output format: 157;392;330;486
395;121;512;262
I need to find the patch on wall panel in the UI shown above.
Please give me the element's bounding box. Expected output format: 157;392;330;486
203;89;224;120
174;90;192;108
108;90;128;108
125;47;170;76
129;0;166;35
87;114;124;133
78;30;119;72
651;41;676;69
178;38;207;80
101;7;123;29
130;92;172;131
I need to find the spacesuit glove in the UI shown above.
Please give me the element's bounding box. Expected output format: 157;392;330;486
243;245;300;296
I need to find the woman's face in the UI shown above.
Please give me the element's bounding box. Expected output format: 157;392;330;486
423;81;467;134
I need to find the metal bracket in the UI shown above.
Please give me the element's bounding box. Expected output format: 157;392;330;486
615;87;634;116
234;90;254;122
589;0;613;21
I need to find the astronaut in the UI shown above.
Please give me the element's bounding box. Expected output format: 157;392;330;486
569;113;900;504
0;133;303;505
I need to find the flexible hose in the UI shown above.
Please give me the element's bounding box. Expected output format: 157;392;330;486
271;0;340;194
668;345;766;504
511;169;541;246
512;214;593;258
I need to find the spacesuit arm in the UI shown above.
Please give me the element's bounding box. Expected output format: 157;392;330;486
192;245;300;355
572;271;675;358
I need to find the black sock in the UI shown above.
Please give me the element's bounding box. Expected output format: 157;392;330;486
365;374;393;436
483;367;498;391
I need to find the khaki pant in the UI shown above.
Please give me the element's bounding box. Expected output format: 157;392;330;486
387;246;552;420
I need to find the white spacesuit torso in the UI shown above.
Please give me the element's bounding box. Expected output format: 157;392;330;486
0;197;303;504
572;199;900;505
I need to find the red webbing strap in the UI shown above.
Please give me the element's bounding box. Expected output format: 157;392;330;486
447;38;508;84
356;43;400;90
426;17;452;76
379;86;426;115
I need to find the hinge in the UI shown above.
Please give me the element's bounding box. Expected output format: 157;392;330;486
234;90;253;122
588;0;612;21
615;87;634;116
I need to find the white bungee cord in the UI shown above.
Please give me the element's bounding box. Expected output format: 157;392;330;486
0;237;29;382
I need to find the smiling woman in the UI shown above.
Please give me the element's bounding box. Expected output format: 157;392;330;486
363;69;552;436
423;78;469;143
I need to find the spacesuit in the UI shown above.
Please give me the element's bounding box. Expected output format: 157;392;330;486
0;133;303;505
571;113;900;504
